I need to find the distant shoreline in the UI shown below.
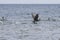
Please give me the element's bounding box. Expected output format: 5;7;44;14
0;4;60;5
0;4;60;7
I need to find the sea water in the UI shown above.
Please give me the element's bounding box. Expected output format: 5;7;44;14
0;4;60;40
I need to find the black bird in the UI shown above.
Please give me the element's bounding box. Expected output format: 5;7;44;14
34;14;39;21
32;13;40;23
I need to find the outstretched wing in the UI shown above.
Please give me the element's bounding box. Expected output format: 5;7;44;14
32;13;36;19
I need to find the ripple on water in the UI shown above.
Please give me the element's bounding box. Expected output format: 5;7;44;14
0;37;7;40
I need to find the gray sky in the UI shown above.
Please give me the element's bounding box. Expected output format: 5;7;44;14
0;0;60;4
